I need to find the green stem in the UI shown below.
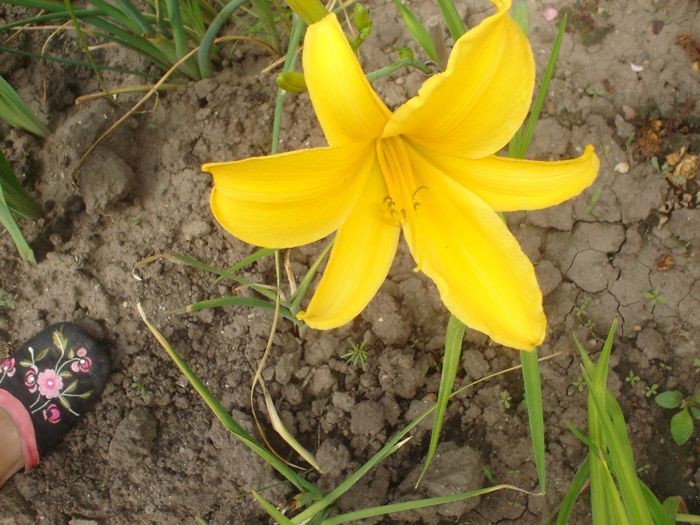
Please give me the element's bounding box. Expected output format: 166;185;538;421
271;15;304;153
63;0;112;101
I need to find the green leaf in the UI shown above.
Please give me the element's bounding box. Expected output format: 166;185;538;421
417;314;464;486
0;149;42;220
655;390;683;409
556;458;590;525
0;75;48;137
63;380;78;394
690;407;700;420
58;395;71;410
52;330;68;352
322;484;531;525
521;347;546;491
137;304;320;498
0;172;35;262
35;347;50;362
253;491;294;524
508;14;567;158
391;0;436;61
670;408;693;446
436;0;465;40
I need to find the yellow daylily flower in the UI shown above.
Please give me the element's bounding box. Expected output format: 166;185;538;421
203;0;599;351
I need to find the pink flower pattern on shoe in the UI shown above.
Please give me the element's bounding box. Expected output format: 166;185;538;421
37;369;63;399
0;358;15;378
24;365;39;393
43;403;61;424
70;348;92;373
0;328;98;422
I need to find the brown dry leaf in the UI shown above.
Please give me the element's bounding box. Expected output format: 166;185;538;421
676;33;700;65
636;119;664;157
666;146;687;167
673;154;698;181
655;254;674;271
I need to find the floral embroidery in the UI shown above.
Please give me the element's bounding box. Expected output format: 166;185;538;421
37;369;63;399
70;348;92;373
24;365;39;393
43;403;61;424
0;329;94;420
0;358;15;379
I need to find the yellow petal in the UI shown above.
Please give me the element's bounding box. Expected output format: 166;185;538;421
203;142;374;248
383;0;534;159
410;143;600;212
403;141;545;350
299;164;400;328
304;14;391;146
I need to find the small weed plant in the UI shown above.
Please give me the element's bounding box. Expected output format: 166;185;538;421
655;389;700;446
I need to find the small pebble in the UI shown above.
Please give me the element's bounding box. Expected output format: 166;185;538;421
614;161;630;173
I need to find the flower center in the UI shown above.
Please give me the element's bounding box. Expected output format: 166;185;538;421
376;137;425;221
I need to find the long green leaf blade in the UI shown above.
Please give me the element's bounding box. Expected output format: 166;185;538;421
137;304;321;497
0;180;35;262
417;314;464;485
436;0;464;40
253;491;295;524
521;348;546;491
509;14;567;158
0;75;48;137
556;458;590;525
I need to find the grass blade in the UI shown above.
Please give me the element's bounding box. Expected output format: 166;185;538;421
197;0;247;77
0;46;156;78
289;240;333;314
436;0;464;40
0;150;37;262
137;303;322;498
509;14;567;158
0;75;48;137
214;247;275;283
555;458;590;525
260;380;321;472
392;0;436;61
0;181;35;262
322;484;535;525
0;150;42;220
520;348;546;491
113;0;156;35
250;0;280;54
253;491;295;524
416;314;464;486
64;0;112;99
166;0;188;61
291;436;413;524
183;296;302;326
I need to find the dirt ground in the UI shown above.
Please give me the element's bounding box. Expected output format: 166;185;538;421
0;0;698;523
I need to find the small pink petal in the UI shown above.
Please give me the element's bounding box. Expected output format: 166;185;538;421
543;7;558;22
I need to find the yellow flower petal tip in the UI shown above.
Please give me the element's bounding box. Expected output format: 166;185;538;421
207;4;595;352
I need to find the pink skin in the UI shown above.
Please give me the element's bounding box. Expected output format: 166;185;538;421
0;358;15;378
70;348;92;374
24;366;39;393
36;369;63;399
42;403;61;424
